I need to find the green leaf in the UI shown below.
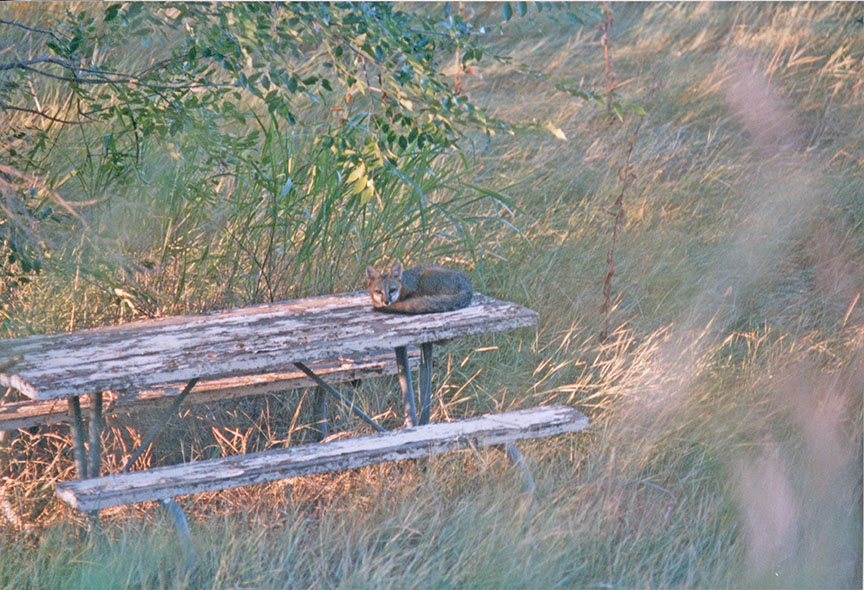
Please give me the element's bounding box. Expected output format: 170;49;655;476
346;161;366;184
279;178;294;198
104;3;122;22
621;99;647;116
351;174;368;196
502;3;513;22
517;2;528;17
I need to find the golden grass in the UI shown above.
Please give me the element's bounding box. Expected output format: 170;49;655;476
1;2;862;588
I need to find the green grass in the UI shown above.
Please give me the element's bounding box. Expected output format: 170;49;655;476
1;2;862;589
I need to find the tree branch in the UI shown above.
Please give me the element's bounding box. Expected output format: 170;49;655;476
0;19;62;41
0;100;87;125
2;57;229;92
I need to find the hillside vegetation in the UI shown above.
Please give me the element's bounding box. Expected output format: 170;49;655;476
1;3;862;589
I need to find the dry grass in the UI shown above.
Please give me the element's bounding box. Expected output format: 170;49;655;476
1;2;862;589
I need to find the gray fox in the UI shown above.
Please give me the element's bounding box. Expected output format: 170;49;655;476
365;263;473;314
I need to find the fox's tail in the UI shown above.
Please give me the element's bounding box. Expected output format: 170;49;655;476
374;291;473;314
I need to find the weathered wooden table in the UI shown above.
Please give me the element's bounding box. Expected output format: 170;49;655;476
1;288;590;561
1;291;571;531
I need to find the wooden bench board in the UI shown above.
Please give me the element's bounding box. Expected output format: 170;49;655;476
56;405;587;511
0;292;537;401
0;351;421;431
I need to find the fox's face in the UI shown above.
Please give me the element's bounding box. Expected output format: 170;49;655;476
366;263;403;308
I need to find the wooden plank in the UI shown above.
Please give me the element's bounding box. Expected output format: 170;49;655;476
0;292;537;401
56;405;587;511
0;352;420;431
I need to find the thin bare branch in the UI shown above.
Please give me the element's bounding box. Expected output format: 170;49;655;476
599;116;644;342
0;19;62;41
2;57;229;92
0;100;87;125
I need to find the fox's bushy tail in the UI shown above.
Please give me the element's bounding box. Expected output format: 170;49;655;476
375;291;473;314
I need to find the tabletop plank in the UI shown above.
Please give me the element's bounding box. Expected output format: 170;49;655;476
0;292;537;401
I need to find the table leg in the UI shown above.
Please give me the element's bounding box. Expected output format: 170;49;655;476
67;396;88;479
68;395;99;527
161;498;196;568
395;346;418;427
419;342;433;425
86;392;105;528
87;392;103;478
503;443;535;496
316;387;328;441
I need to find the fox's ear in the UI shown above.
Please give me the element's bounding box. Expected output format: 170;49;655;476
365;266;380;282
389;262;403;280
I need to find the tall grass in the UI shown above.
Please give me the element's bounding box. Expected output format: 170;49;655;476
1;2;862;589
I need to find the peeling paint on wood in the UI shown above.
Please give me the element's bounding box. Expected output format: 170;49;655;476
55;405;587;511
0;352;421;431
0;292;538;401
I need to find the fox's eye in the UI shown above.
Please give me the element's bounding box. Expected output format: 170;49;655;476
389;288;398;297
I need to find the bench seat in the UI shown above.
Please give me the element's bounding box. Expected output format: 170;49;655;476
0;351;420;431
56;405;588;511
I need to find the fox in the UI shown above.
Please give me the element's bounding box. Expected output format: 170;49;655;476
365;263;473;314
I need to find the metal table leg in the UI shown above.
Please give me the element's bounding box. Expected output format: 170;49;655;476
395;346;418;427
316;387;329;441
88;392;103;478
87;392;104;528
68;393;105;527
504;443;535;496
67;396;89;480
162;498;196;568
418;342;433;425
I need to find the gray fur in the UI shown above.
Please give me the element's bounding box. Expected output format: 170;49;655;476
367;263;473;314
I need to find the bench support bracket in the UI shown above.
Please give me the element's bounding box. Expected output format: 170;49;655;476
122;378;199;473
121;378;199;548
294;363;385;433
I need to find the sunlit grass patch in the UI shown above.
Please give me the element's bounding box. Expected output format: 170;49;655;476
1;2;862;588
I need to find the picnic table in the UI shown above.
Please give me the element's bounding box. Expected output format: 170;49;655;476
0;290;587;532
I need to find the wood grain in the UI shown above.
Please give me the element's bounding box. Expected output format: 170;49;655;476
55;405;587;511
0;352;421;431
1;292;537;401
